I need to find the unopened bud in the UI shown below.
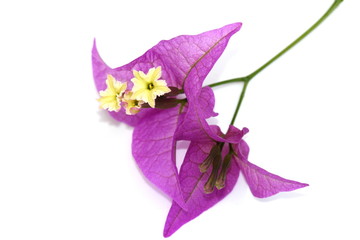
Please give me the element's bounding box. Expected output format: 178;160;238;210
199;144;221;173
215;153;232;190
203;148;222;194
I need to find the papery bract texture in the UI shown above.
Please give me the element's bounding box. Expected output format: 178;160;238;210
164;126;308;236
163;141;240;237
175;86;218;142
154;22;242;89
132;85;222;210
92;43;153;126
238;160;309;198
132;106;187;209
235;140;309;198
176;23;242;142
92;22;242;126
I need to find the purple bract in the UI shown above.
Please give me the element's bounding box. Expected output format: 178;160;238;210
164;125;308;237
92;22;308;238
93;23;242;209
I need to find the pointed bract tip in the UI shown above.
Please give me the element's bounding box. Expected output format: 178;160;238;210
292;181;309;189
273;181;309;198
300;182;310;188
255;181;310;199
163;229;171;238
224;22;242;27
92;38;98;54
228;22;243;31
219;22;243;36
235;22;243;28
163;221;179;238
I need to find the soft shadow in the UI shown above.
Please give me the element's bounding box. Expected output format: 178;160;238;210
256;191;307;203
127;140;191;204
131;158;173;203
97;109;127;128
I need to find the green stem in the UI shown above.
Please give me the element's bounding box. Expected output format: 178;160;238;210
246;0;343;80
207;77;248;88
230;81;248;125
226;0;343;125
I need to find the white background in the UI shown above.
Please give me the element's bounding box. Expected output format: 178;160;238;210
1;0;359;239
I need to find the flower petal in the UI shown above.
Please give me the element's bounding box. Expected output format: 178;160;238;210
150;66;162;82
130;88;148;102
132;106;187;209
146;91;156;108
131;75;148;92
151;85;171;97
163;141;240;237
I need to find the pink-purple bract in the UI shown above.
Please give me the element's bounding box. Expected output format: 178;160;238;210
164;126;245;237
92;22;308;238
132;88;217;210
236;139;309;198
163;125;308;237
92;23;242;209
92;23;242;126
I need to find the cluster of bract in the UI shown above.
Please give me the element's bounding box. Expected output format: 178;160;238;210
92;23;308;237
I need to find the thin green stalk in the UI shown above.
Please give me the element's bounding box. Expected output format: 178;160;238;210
207;77;248;88
230;81;248;125
227;0;343;125
246;0;343;80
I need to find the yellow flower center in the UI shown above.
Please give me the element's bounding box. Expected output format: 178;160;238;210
131;66;171;108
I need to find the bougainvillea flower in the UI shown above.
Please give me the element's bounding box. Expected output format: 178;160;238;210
93;23;242;209
131;67;171;108
122;91;144;115
164;125;308;237
97;74;127;112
